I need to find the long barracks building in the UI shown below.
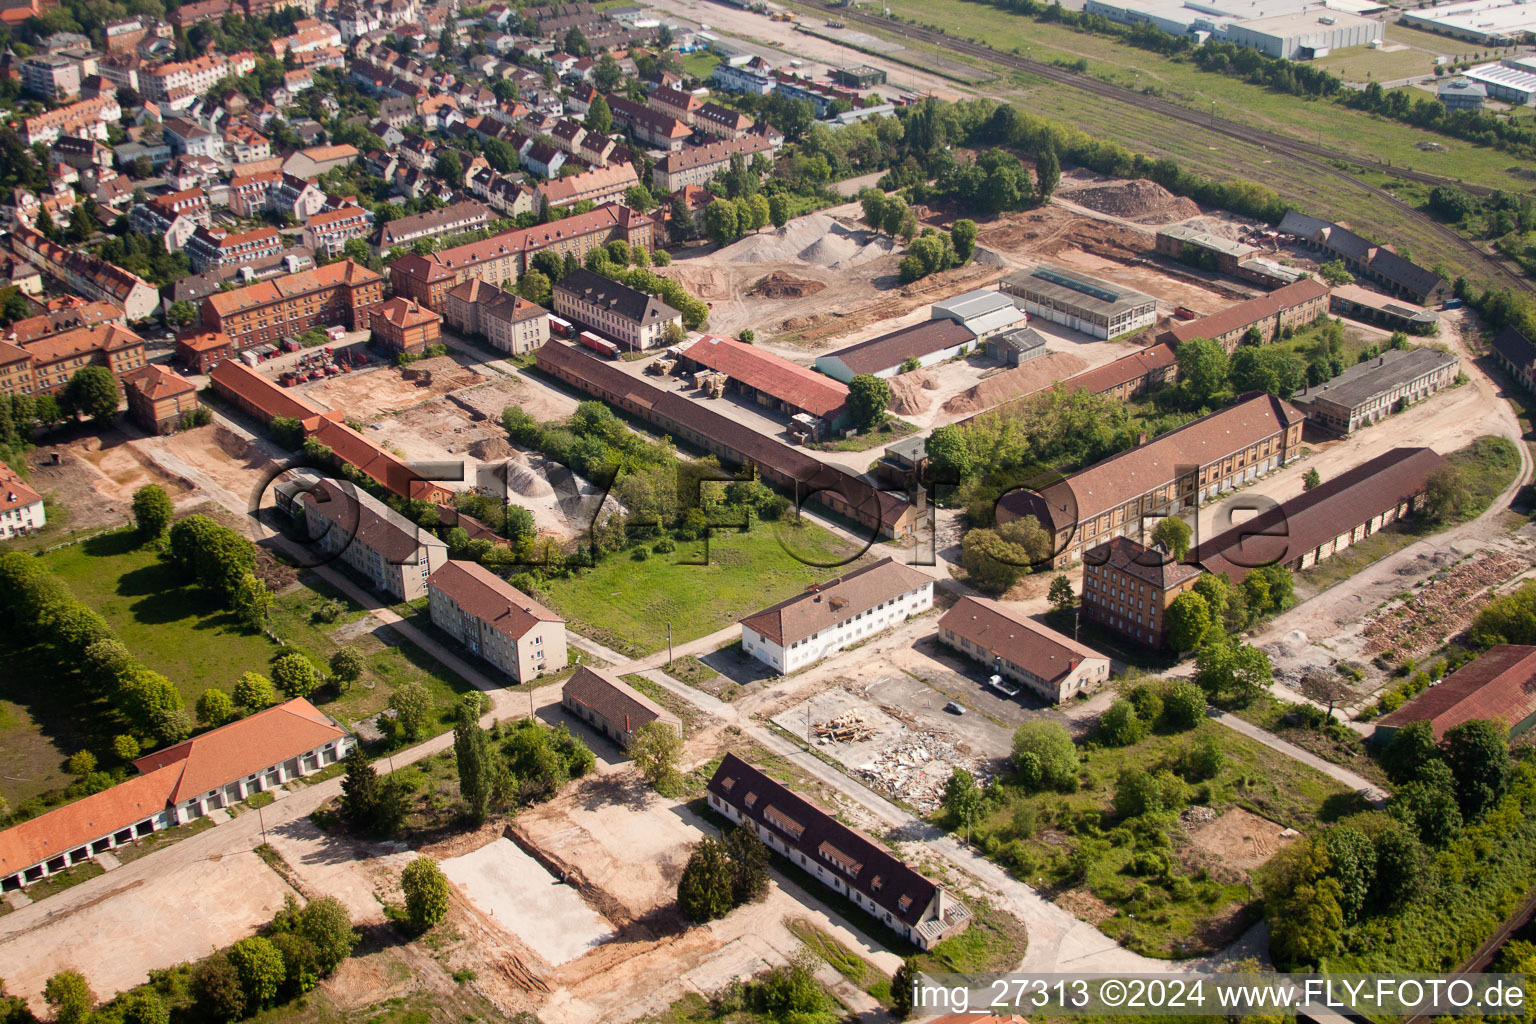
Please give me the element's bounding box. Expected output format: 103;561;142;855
998;392;1305;567
201;260;384;350
389;203;654;311
535;342;921;539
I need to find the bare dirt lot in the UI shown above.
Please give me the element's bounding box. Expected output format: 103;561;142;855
0;849;293;1010
1182;807;1296;878
296;357;488;422
425;773;901;1024
27;427;195;532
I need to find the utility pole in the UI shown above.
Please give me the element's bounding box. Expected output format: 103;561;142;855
667;622;673;666
257;800;267;844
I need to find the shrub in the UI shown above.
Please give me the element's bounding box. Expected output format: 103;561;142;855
401;857;451;929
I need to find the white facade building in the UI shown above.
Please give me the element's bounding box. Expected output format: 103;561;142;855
739;558;934;673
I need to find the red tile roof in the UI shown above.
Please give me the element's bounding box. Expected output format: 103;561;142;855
939;596;1104;685
1062;343;1176;396
123;363;196;402
1377;645;1536;740
562;665;677;735
0;460;42;515
206;260;382;318
1162;278;1328;346
210;359;335;426
372;296;440;330
682;335;848;419
0;764;183;878
134;698;348;804
308;416;451;501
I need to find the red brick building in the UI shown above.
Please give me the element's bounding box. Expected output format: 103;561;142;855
388;203;654;311
175;330;235;373
123;364;199;433
202;261;384;351
371;297;441;355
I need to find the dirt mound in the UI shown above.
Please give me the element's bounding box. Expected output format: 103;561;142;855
468;436;519;462
752;271;826;299
1069;179;1196;222
400;356;481;391
720;213;894;268
942;351;1088;415
887;371;934;416
503;457;555;498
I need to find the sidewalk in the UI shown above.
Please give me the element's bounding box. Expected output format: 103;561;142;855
1212;710;1386;805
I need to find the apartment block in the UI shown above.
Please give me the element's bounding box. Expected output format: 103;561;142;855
427;560;566;683
295;476;447;600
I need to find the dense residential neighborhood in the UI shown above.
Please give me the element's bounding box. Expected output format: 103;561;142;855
0;0;1535;1019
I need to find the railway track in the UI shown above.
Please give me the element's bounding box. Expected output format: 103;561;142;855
794;0;1534;292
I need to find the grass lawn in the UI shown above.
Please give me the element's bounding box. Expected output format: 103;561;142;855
787;918;895;1008
535;522;862;656
663;655;718;686
1228;695;1390;787
0;532;483;810
1311;43;1438;83
961;718;1354;958
1445;434;1521;521
680;51;720;79
860;0;1532;197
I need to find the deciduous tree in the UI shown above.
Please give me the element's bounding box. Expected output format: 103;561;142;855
401;857;451;929
846;373;890;430
629;720;683;790
131;484;173;539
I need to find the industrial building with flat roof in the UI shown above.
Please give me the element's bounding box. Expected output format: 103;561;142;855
1461;61;1536;104
999;264;1157;340
1288;347;1461;435
1401;0;1536;45
1083;0;1383;56
930;289;1029;341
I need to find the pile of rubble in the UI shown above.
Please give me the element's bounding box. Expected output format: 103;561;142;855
854;736;989;814
1361;553;1529;656
813;712;873;744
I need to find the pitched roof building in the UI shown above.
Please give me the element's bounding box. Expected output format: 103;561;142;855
740;558;934;673
535;342;921;540
202;260;385;349
999;393;1306;567
679;334;850;428
1288;347;1461;436
1376;645;1536;742
0;459;45;539
1080;536;1202;648
706;753;971;949
427;560;567;683
0;699;352;890
560;665;678;748
938;596;1109;703
1193;446;1448;583
1158;278;1330;352
551;267;680;352
374;199;492;254
9;226;159;320
1491;325;1536;394
651;133;777;192
295;475;448;600
814;320;976;383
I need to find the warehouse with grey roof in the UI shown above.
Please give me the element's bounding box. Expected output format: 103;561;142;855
999;264;1157;339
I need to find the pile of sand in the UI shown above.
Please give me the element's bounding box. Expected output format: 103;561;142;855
942;351;1088;415
467;436;519;462
887;371;935;416
502;456;555;498
1069;179;1199;223
752;271;826;299
721;213;895;268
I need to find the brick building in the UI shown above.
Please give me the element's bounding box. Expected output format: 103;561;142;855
370;296;441;354
123;363;199;432
1158;278;1330;352
202;261;384;350
0;323;146;397
389;203;653;311
1080;537;1202;648
998;392;1306;567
